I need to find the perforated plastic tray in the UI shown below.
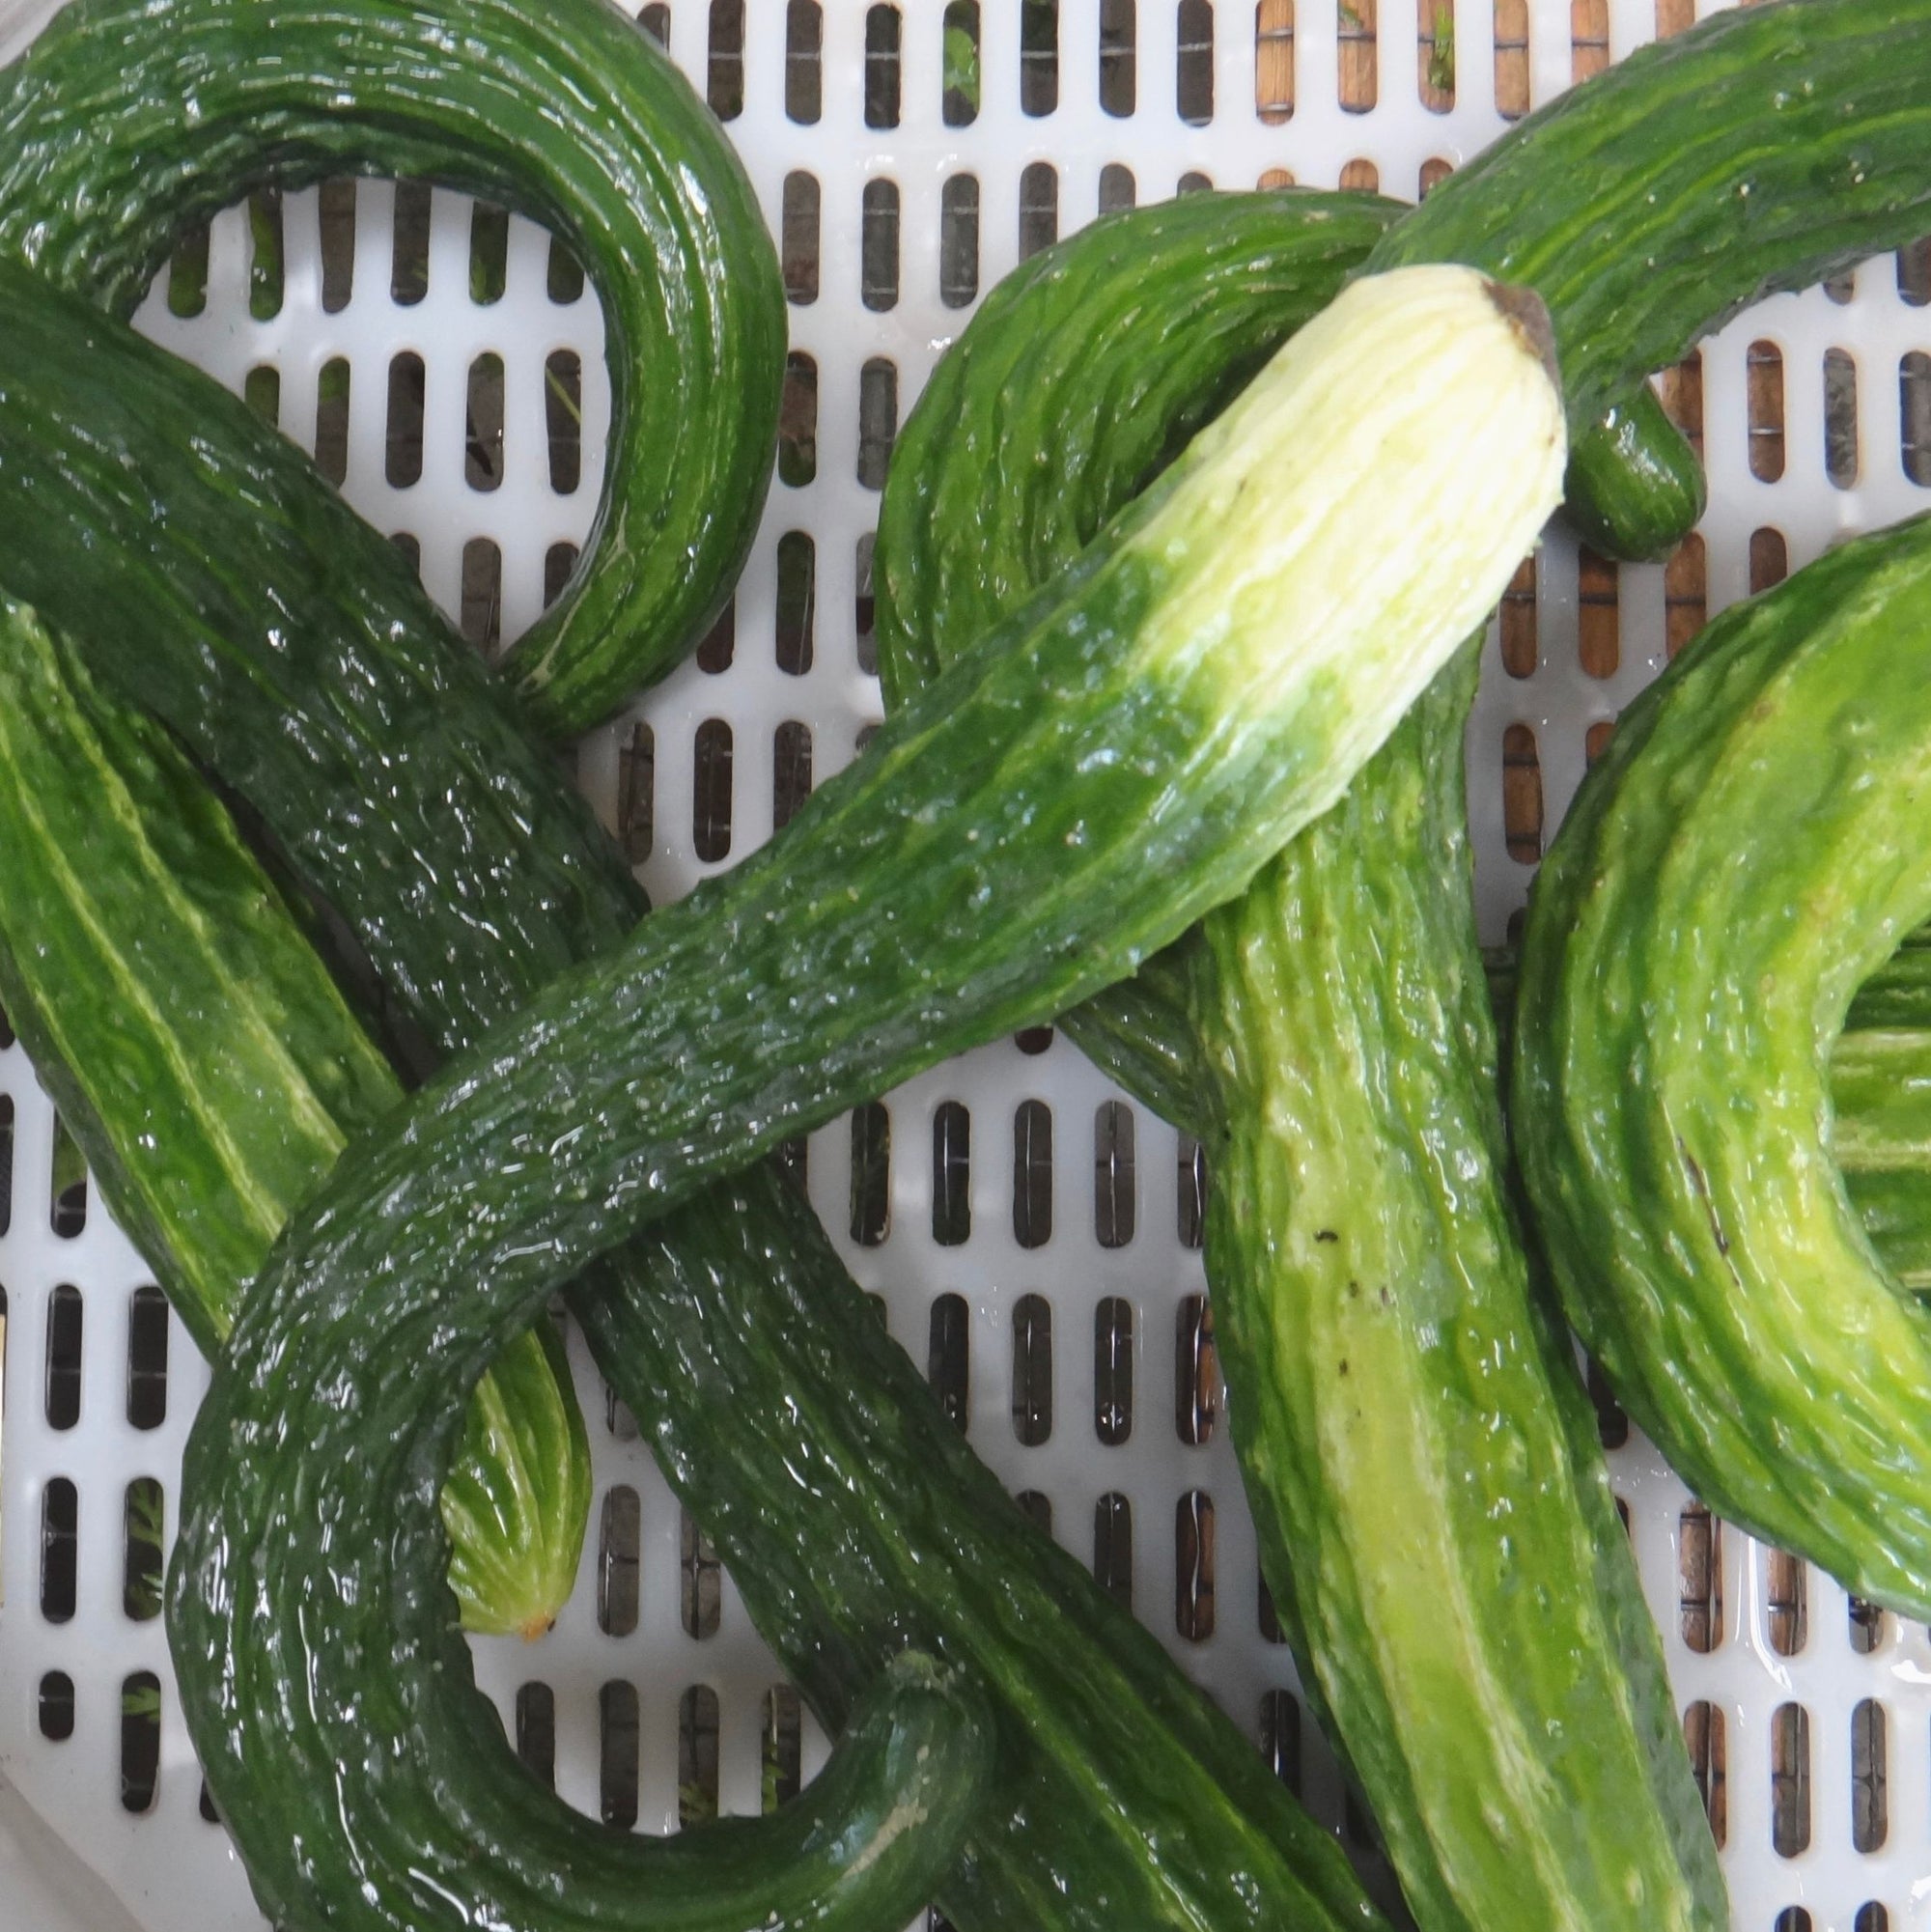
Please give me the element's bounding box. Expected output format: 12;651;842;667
1;0;1928;1926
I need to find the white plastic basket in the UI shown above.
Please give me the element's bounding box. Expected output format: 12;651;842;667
0;1;1926;1927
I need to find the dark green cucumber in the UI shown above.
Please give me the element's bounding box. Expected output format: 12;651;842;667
0;259;639;1058
0;0;783;737
578;1169;1391;1932
155;259;1556;1932
1514;517;1931;1617
1561;388;1705;564
0;265;1396;1932
876;195;1721;1931
0;595;590;1639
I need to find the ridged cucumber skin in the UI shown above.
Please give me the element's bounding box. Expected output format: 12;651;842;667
1514;516;1931;1617
0;598;392;1352
1832;1036;1931;1291
1832;962;1931;1290
1498;938;1931;1291
0;0;783;738
578;1174;1387;1932
160;259;1557;1931
1561;388;1705;564
0;270;1388;1932
1188;659;1721;1932
0;597;590;1639
876;197;1720;1931
1369;0;1931;429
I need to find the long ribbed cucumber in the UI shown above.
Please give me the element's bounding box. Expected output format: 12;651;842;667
0;597;589;1638
153;260;1556;1932
1515;517;1931;1617
0;0;783;738
0;265;1394;1932
876;194;1721;1931
1186;660;1721;1931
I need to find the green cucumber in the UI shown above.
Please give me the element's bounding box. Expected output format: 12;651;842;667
154;257;1557;1932
0;595;589;1639
877;193;1721;1931
1514;516;1931;1617
0;0;784;737
1561;388;1705;564
1497;933;1931;1292
0;262;1393;1932
1185;661;1721;1931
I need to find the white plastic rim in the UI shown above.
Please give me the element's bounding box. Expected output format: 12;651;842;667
0;2;1926;1929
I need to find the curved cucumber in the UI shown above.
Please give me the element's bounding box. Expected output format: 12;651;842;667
155;260;1559;1932
0;596;589;1639
0;265;1389;1932
0;0;784;737
581;1171;1387;1931
1514;517;1931;1617
876;194;1721;1931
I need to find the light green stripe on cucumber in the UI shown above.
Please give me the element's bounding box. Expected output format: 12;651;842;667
0;594;590;1640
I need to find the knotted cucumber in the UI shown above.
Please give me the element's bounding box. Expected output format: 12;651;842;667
151;260;1559;1931
0;258;1393;1932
